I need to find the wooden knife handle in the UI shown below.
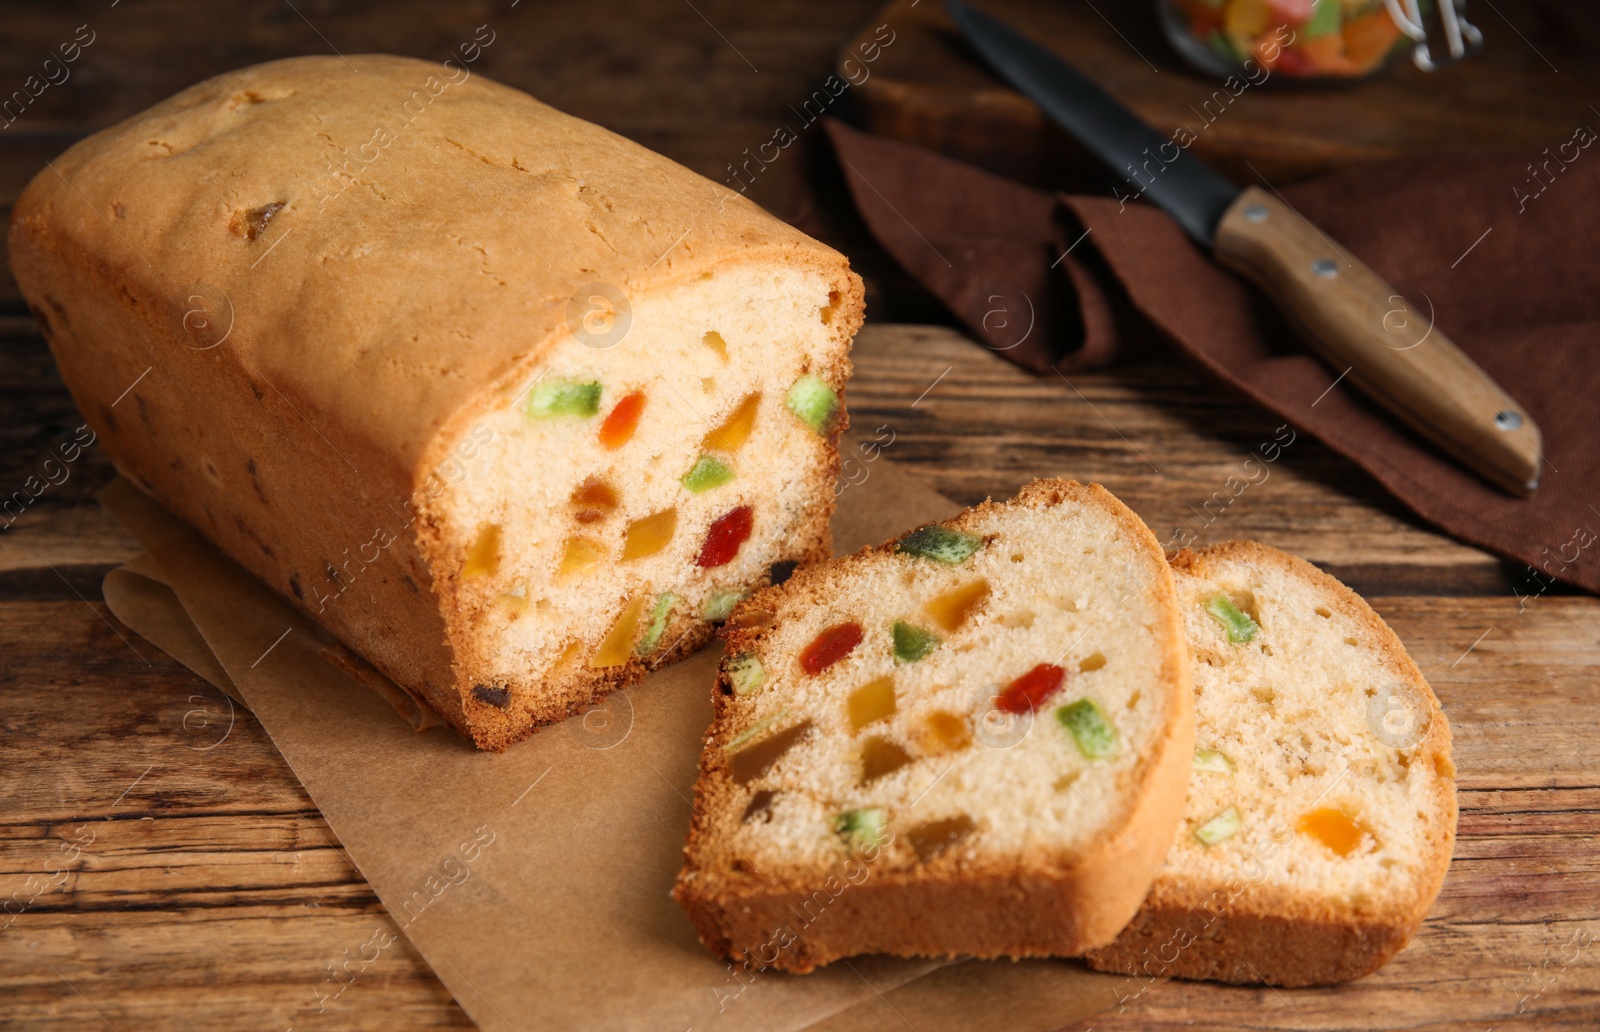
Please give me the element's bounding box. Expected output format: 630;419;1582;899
1213;186;1543;497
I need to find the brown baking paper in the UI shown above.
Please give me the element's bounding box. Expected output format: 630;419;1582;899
98;440;1134;1031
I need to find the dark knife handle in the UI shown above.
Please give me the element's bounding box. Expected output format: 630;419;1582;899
1213;187;1543;497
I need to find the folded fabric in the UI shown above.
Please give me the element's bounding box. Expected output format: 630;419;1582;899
825;118;1600;596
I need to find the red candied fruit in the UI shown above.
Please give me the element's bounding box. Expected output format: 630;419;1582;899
996;663;1067;715
696;505;753;568
800;622;864;675
598;391;646;450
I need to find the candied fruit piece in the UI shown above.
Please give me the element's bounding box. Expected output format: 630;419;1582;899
702;330;728;360
726;652;766;695
908;814;975;861
704;392;761;453
636;592;677;656
526;379;600;418
558;536;606;579
924;579;990;633
726;603;774;631
569;476;619;522
462;522;500;577
499;583;530;615
847;676;896;732
917;710;972;755
799;621;863;675
742;789;776;823
1194;747;1235;774
598;390;645;449
896;525;985;564
1297;807;1370;857
592;595;647;668
834;807;888;851
997;663;1066;715
1058;698;1118;759
785;374;840;433
1078;651;1107;672
231;201;285;241
729;719;813;784
1194;806;1242;846
859;736;912;783
696;505;752;568
701;588;747;622
681;455;735;493
892;620;940;663
1206;594;1259;643
622;508;677;561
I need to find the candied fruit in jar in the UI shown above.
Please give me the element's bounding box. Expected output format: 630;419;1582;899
799;621;863;675
598;390;645;450
695;505;752;568
622;508;677;561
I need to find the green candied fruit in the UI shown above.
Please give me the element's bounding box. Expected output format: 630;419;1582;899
785;374;840;434
1057;698;1118;760
701;588;747;622
1205;594;1259;644
681;454;735;493
833;807;888;851
1302;0;1341;37
892;620;940;663
1193;746;1236;774
1194;806;1243;846
894;525;985;564
635;593;677;656
526;379;600;418
726;652;766;696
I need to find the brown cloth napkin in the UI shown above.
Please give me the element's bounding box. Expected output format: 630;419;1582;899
825;118;1600;596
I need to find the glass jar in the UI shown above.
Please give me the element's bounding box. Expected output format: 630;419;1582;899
1158;0;1481;81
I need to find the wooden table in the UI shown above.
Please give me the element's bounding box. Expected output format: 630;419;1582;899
3;2;1597;1030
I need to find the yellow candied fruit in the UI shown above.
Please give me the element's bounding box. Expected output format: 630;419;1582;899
558;536;607;579
622;508;677;561
463;523;501;577
1297;807;1371;857
592;595;647;668
703;392;761;453
702;330;728;360
923;578;990;633
917;710;972;755
859;736;912;783
847;676;896;733
1078;651;1107;672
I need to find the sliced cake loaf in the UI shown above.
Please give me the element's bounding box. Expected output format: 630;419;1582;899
1085;542;1457;986
673;479;1195;972
8;55;861;750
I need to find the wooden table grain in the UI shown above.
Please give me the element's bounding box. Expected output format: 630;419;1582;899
2;2;1597;1030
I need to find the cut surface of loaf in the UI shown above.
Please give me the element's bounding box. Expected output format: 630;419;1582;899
673;479;1194;973
1085;542;1457;986
7;55;862;750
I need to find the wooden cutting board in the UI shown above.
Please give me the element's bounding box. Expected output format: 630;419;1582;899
839;0;1599;188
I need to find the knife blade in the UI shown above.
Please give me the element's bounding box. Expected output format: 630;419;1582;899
947;0;1544;497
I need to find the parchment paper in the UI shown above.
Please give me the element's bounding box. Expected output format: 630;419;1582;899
98;445;1132;1031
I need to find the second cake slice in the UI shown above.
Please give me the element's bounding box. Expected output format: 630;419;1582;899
673;478;1194;972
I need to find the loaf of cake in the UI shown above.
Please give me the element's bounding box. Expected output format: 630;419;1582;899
1085;542;1457;986
673;479;1195;972
8;55;862;750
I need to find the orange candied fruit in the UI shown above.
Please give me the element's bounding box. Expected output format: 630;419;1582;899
462;522;501;577
622;508;677;561
799;621;863;675
569;475;619;523
592;595;647;668
996;663;1067;715
703;392;761;453
918;710;972;754
558;536;606;579
1297;807;1370;857
924;578;990;634
598;391;646;450
695;505;753;569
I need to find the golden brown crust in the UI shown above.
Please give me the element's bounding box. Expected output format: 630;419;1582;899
673;478;1194;972
9;55;862;749
1084;540;1457;986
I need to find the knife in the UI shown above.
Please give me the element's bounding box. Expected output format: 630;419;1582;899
947;0;1543;497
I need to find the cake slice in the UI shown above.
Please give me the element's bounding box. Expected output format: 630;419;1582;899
8;55;862;750
673;479;1194;972
1084;542;1457;986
